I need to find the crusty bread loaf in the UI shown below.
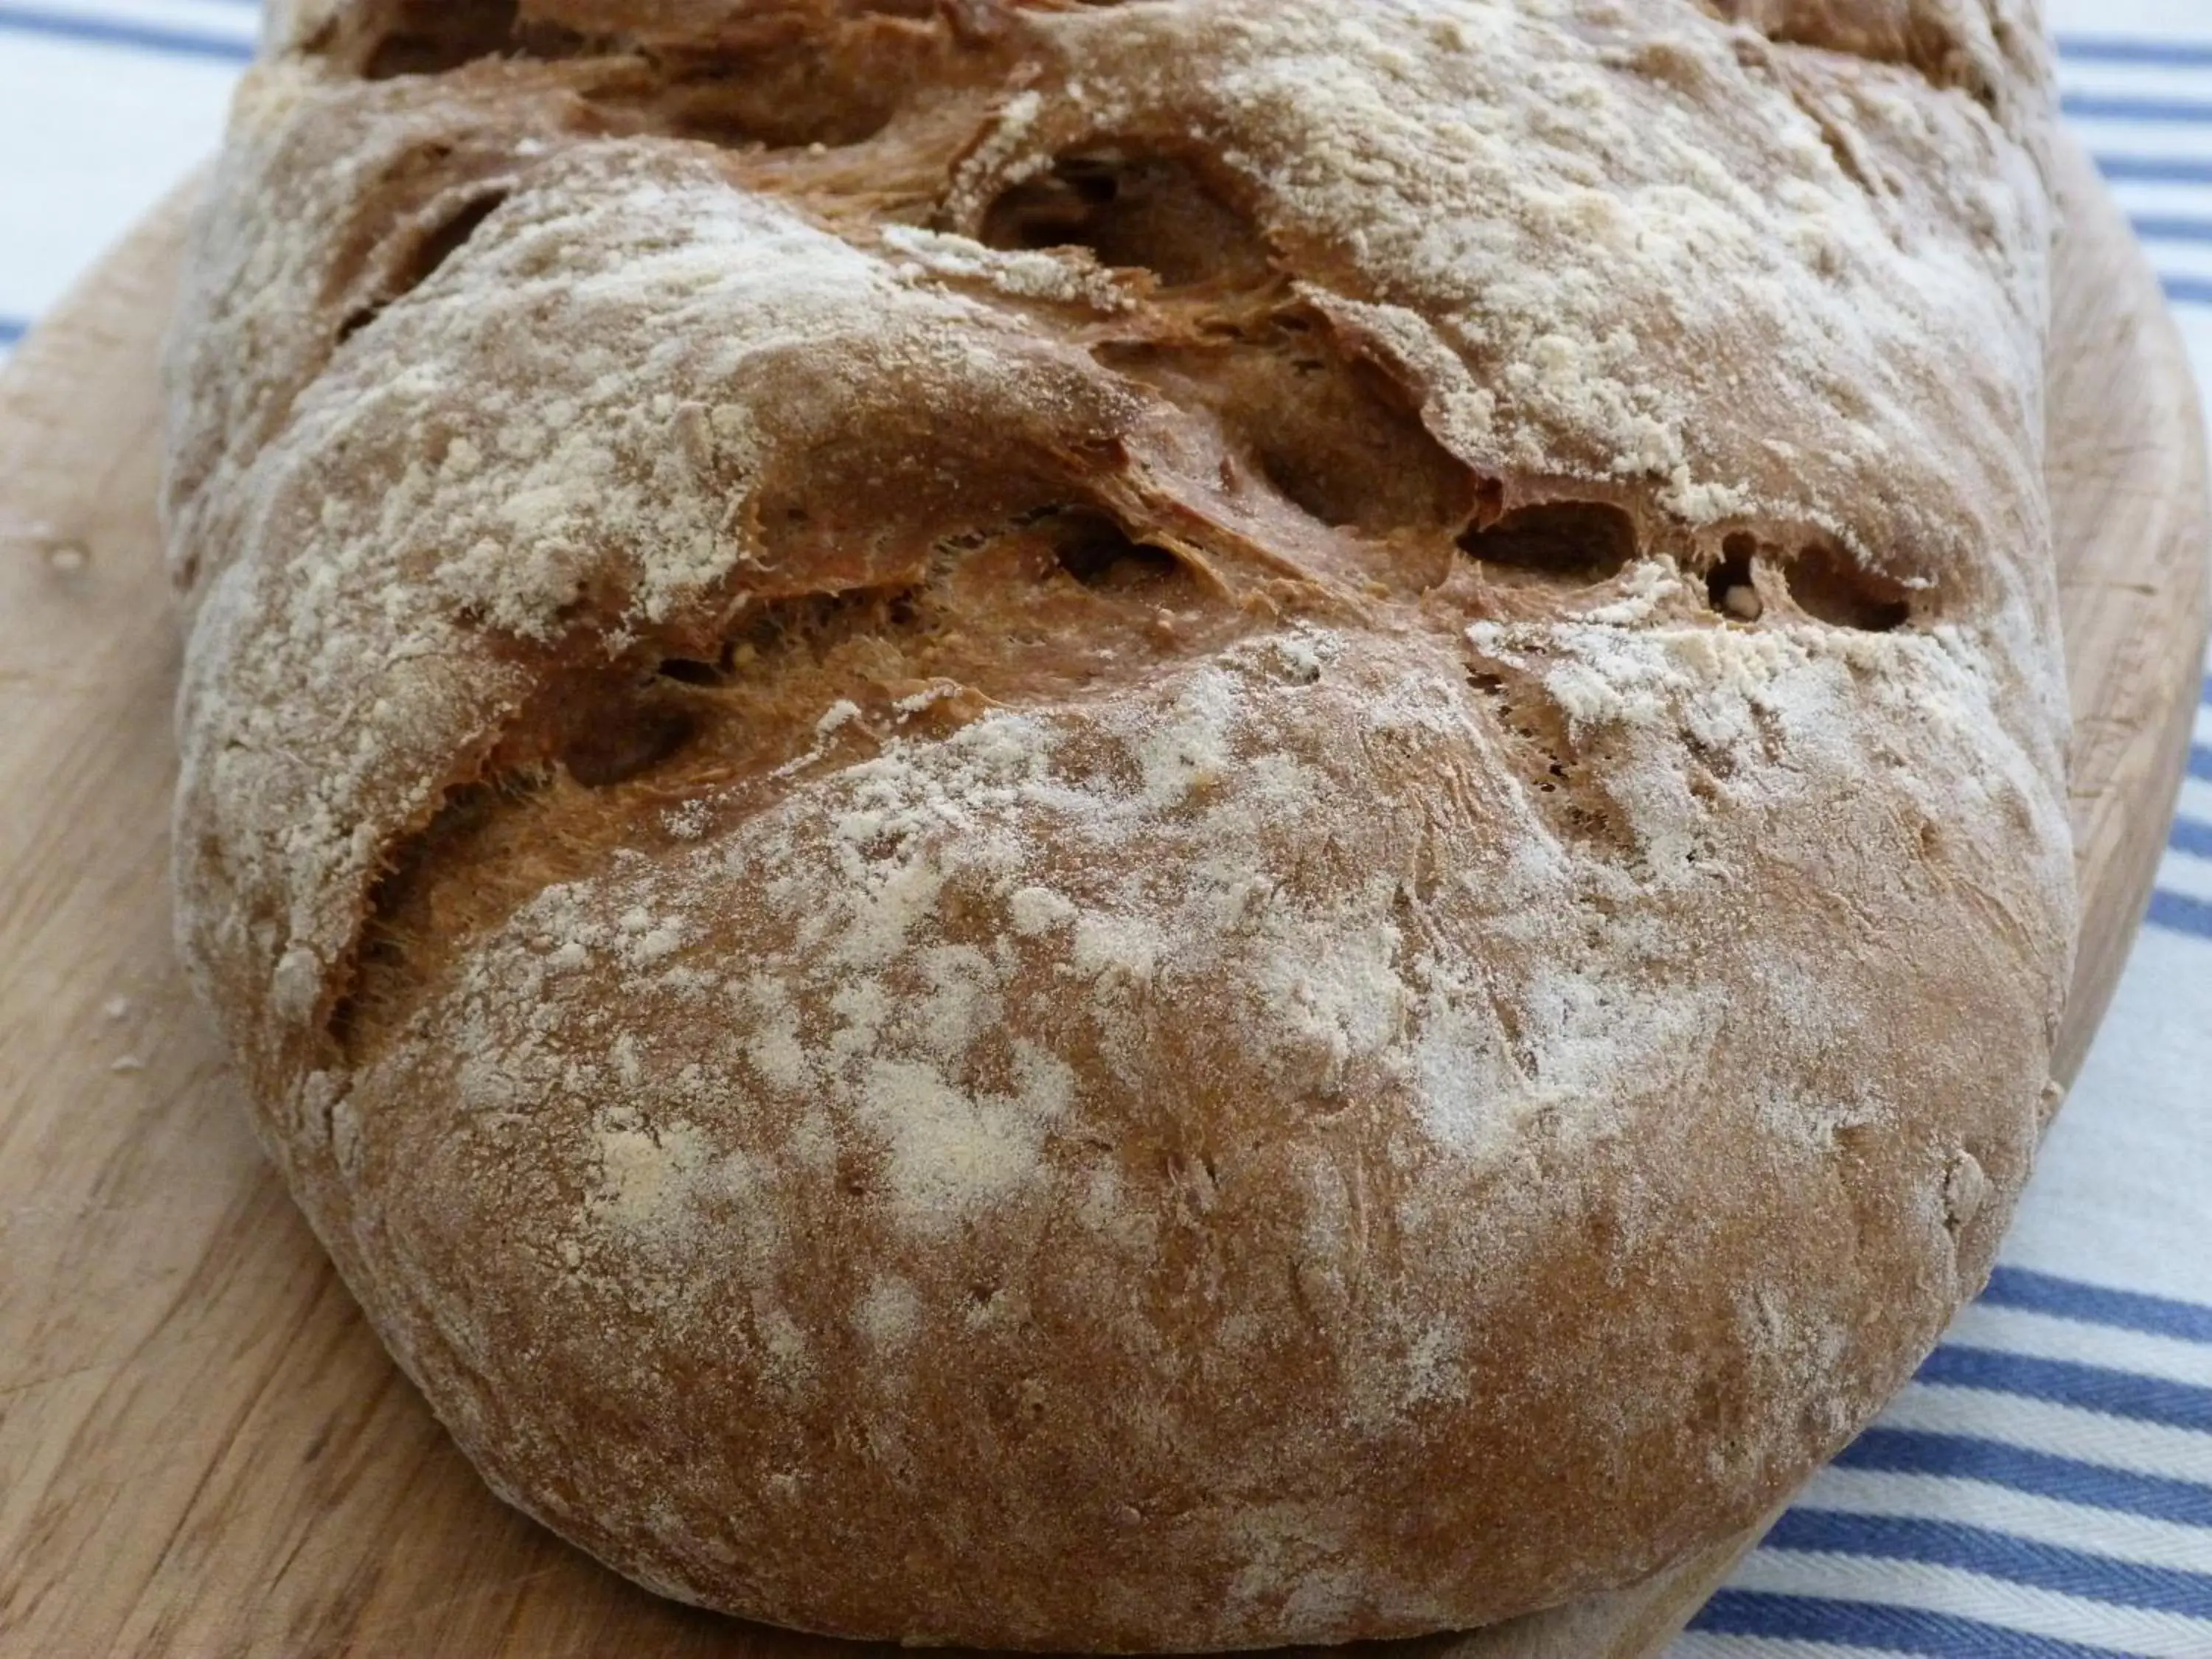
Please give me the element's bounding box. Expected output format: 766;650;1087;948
163;0;2075;1647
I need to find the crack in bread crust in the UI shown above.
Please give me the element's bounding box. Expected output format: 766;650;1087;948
166;0;2073;1646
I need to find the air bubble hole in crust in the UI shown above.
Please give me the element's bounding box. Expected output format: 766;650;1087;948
1788;544;1913;631
1706;533;1762;621
358;0;519;79
562;704;699;788
1047;512;1192;594
347;1;902;149
328;777;512;1054
978;149;1271;288
630;54;902;150
1459;501;1636;584
655;657;726;687
339;193;509;342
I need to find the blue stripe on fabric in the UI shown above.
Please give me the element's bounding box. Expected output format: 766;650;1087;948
2058;35;2212;68
2176;816;2212;860
1767;1509;2212;1619
1836;1429;2212;1526
2065;91;2212;124
2191;743;2212;784
1983;1268;2212;1345
2163;276;2212;309
1691;1590;2138;1656
2096;154;2212;186
2150;888;2212;939
0;2;253;63
0;316;24;347
2133;215;2212;244
2201;676;2211;707
1916;1346;2212;1433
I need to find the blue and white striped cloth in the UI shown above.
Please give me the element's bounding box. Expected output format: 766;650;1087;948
1;4;2205;1653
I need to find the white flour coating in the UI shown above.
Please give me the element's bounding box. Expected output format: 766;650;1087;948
880;225;1136;313
590;1114;714;1234
1468;571;2069;896
412;606;2065;1287
854;1045;1075;1227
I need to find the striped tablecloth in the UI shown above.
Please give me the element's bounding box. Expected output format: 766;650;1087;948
1;4;2205;1654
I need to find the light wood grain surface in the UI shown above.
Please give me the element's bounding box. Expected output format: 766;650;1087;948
1;134;2205;1659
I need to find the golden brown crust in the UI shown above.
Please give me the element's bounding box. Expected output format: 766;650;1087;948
164;0;2073;1646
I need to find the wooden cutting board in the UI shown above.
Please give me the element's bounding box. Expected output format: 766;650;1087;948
1;135;2205;1659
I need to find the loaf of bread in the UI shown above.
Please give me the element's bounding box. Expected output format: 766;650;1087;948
163;0;2075;1647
